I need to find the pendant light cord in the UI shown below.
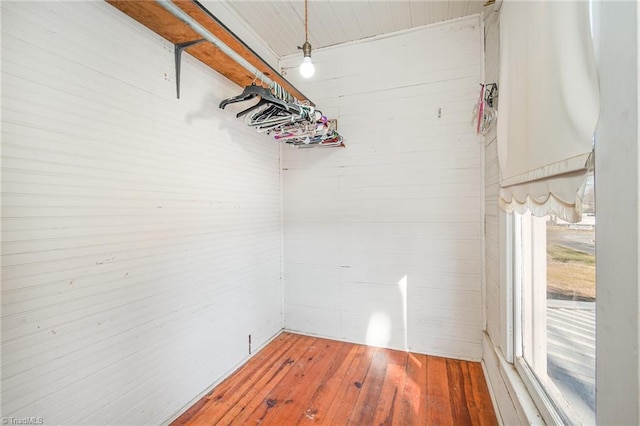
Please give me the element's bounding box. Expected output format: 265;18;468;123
304;0;308;43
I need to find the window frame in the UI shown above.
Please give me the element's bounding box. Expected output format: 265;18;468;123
507;212;584;425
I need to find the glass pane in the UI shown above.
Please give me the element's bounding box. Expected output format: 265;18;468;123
546;174;595;424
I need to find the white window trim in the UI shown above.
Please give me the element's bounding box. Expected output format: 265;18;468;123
514;357;566;425
500;210;515;363
507;213;584;426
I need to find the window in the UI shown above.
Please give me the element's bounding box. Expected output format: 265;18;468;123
512;175;595;424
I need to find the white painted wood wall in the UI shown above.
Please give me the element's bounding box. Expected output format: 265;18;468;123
593;2;640;424
480;6;529;424
1;2;283;424
280;16;484;360
483;8;501;349
481;4;640;424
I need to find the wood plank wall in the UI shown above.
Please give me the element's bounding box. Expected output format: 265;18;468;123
480;5;525;425
483;7;501;349
279;16;484;360
1;2;282;423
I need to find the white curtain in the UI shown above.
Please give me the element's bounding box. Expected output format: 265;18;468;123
497;0;599;222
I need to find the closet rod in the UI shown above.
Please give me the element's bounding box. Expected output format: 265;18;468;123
156;0;293;101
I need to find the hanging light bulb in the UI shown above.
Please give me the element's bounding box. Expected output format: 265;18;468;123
299;41;315;78
298;0;315;78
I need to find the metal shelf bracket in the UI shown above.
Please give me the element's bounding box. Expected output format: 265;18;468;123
174;39;205;99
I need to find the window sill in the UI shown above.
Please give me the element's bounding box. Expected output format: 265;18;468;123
515;357;582;425
482;333;544;425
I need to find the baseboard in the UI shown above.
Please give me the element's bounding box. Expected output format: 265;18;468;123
481;359;504;426
283;328;482;362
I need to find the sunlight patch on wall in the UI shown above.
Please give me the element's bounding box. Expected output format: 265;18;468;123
398;275;408;351
366;311;392;347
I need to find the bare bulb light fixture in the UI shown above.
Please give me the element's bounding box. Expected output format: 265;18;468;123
298;0;315;78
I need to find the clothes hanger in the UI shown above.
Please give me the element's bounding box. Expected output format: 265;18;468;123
219;83;262;109
221;83;302;117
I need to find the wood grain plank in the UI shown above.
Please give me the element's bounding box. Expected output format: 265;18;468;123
388;351;411;425
173;333;299;424
105;0;311;103
371;350;409;425
295;343;361;424
262;339;354;425
395;352;427;426
174;1;308;103
319;345;377;426
447;359;474;425
468;361;500;426
189;335;312;425
425;356;455;425
226;338;324;424
347;348;390;425
460;361;482;425
172;333;498;426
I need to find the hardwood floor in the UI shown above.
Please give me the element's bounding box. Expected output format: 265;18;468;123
172;332;498;425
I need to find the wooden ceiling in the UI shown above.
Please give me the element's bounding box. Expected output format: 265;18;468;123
217;0;485;57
